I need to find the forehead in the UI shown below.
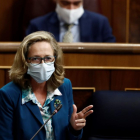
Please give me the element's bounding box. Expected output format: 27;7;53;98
28;41;54;56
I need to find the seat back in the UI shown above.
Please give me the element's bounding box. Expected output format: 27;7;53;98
83;90;140;139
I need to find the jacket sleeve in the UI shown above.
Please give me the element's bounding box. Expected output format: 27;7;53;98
0;89;14;140
66;79;83;140
102;17;116;42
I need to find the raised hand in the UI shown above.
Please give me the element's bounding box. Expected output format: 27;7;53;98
70;104;93;130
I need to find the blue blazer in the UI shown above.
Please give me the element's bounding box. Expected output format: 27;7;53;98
26;10;116;42
0;78;82;140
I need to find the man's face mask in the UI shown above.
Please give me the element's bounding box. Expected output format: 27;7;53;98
56;4;84;24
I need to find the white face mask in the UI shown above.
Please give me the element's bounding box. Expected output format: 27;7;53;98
27;62;55;83
56;4;84;24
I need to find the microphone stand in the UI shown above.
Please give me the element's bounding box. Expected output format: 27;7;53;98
30;104;62;140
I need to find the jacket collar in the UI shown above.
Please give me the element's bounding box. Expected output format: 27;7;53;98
22;87;62;125
50;95;62;138
25;101;44;125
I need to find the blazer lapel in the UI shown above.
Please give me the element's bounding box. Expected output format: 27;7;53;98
50;96;62;138
25;101;44;125
49;12;60;42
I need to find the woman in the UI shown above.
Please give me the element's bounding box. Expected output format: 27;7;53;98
0;31;93;140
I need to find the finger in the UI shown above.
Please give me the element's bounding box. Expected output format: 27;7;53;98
81;105;93;114
76;122;86;127
75;119;86;123
72;104;77;115
84;110;94;118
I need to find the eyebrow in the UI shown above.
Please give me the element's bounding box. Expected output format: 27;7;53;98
29;55;53;57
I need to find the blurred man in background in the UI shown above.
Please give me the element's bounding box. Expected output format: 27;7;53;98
26;0;116;42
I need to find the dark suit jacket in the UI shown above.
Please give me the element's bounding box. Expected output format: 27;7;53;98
0;78;82;140
26;10;116;42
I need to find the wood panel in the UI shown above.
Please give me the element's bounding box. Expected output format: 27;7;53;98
111;70;140;90
2;42;140;67
0;54;15;66
129;0;140;43
100;0;112;24
112;0;127;43
64;53;140;67
65;69;110;90
0;0;17;41
0;43;140;91
0;69;5;88
2;67;140;91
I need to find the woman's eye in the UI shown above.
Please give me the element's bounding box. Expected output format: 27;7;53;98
44;57;50;61
46;57;51;60
32;57;39;61
44;56;54;62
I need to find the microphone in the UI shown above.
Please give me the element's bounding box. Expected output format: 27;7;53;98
30;104;62;140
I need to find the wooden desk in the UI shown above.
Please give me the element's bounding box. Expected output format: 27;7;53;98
1;42;140;111
1;42;140;67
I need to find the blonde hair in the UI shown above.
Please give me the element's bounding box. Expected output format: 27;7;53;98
9;31;64;90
